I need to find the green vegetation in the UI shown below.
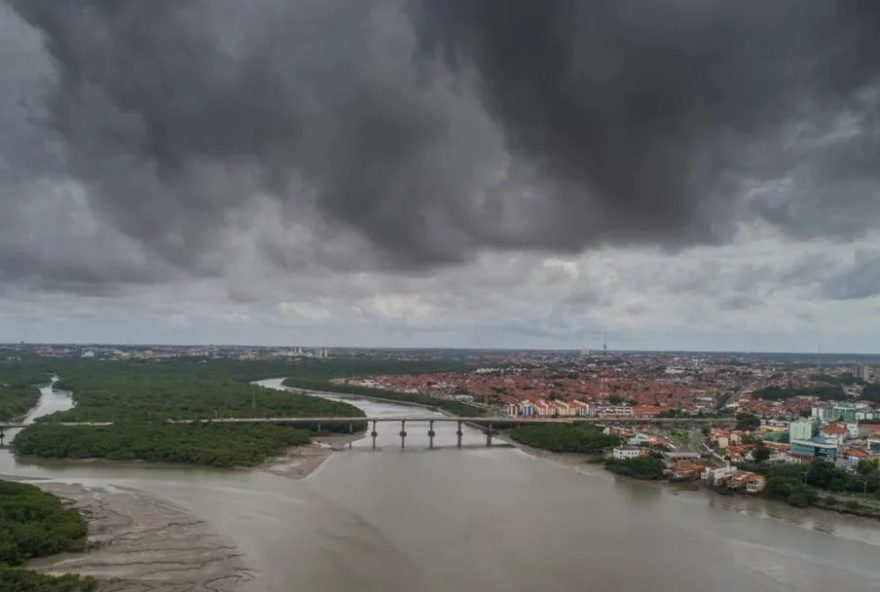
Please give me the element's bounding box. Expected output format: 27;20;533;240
45;361;361;423
508;423;621;453
283;377;488;416
862;384;880;403
0;568;95;592
810;373;865;386
13;422;312;467
10;359;365;467
752;384;845;401
604;456;666;480
735;413;761;431
751;444;771;463
0;364;51;421
0;479;96;591
0;385;40;422
742;459;880;513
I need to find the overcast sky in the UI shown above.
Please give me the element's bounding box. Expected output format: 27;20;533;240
2;0;879;352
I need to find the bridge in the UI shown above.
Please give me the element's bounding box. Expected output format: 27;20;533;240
0;415;733;450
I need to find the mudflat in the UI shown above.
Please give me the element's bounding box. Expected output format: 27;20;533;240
17;479;257;592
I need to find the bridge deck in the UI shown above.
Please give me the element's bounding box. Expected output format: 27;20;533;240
1;416;730;430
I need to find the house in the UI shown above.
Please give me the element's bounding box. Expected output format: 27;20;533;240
632;405;672;417
868;434;880;455
669;459;710;481
661;451;701;468
533;400;552;417
707;469;766;494
725;444;754;463
627;432;652;447
820;422;849;446
736;472;767;494
570;400;592;417
702;465;738;486
710;428;731;449
837;447;871;470
857;422;880;438
612;446;648;460
596;405;634;417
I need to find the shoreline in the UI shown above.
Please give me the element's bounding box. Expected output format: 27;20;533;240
505;439;880;522
3;475;257;592
259;432;363;478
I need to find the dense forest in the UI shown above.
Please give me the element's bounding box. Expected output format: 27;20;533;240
0;479;96;591
508;423;621;453
752;384;846;401
13;422;312;467
862;384;880;403
604;456;667;480
809;374;865;386
283;377;487;416
9;359;366;467
740;459;880;511
0;363;53;421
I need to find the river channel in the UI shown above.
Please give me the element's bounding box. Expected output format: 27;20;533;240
2;378;880;591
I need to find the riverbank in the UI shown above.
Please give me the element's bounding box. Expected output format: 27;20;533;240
4;476;257;592
260;432;362;478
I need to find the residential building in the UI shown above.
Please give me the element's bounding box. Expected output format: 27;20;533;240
612;446;647;460
820;422;849;446
854;364;872;382
789;418;815;441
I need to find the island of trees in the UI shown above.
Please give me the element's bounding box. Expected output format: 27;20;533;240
0;479;96;591
10;360;366;468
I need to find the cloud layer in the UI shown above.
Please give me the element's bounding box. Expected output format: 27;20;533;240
1;0;879;349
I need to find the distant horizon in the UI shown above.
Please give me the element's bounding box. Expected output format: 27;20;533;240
4;341;880;358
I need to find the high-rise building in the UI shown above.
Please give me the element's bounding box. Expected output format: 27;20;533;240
854;364;872;382
789;418;815;441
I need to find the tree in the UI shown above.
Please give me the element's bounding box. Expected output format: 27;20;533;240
806;459;837;489
752;445;771;463
608;395;624;405
765;476;796;499
829;477;847;493
735;413;760;431
787;490;811;507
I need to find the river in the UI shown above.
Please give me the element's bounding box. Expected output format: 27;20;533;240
2;379;880;591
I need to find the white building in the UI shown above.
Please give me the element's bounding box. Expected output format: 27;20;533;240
789;418;814;441
612;447;645;460
701;465;738;486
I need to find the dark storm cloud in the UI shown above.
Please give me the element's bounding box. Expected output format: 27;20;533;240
4;0;880;289
411;0;880;245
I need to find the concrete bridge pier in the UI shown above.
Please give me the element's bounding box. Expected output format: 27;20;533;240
348;422;353;449
371;420;378;450
399;419;407;450
486;423;493;447
456;421;463;448
428;420;436;449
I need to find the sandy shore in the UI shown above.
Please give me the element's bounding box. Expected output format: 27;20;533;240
4;477;257;592
260;432;362;478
